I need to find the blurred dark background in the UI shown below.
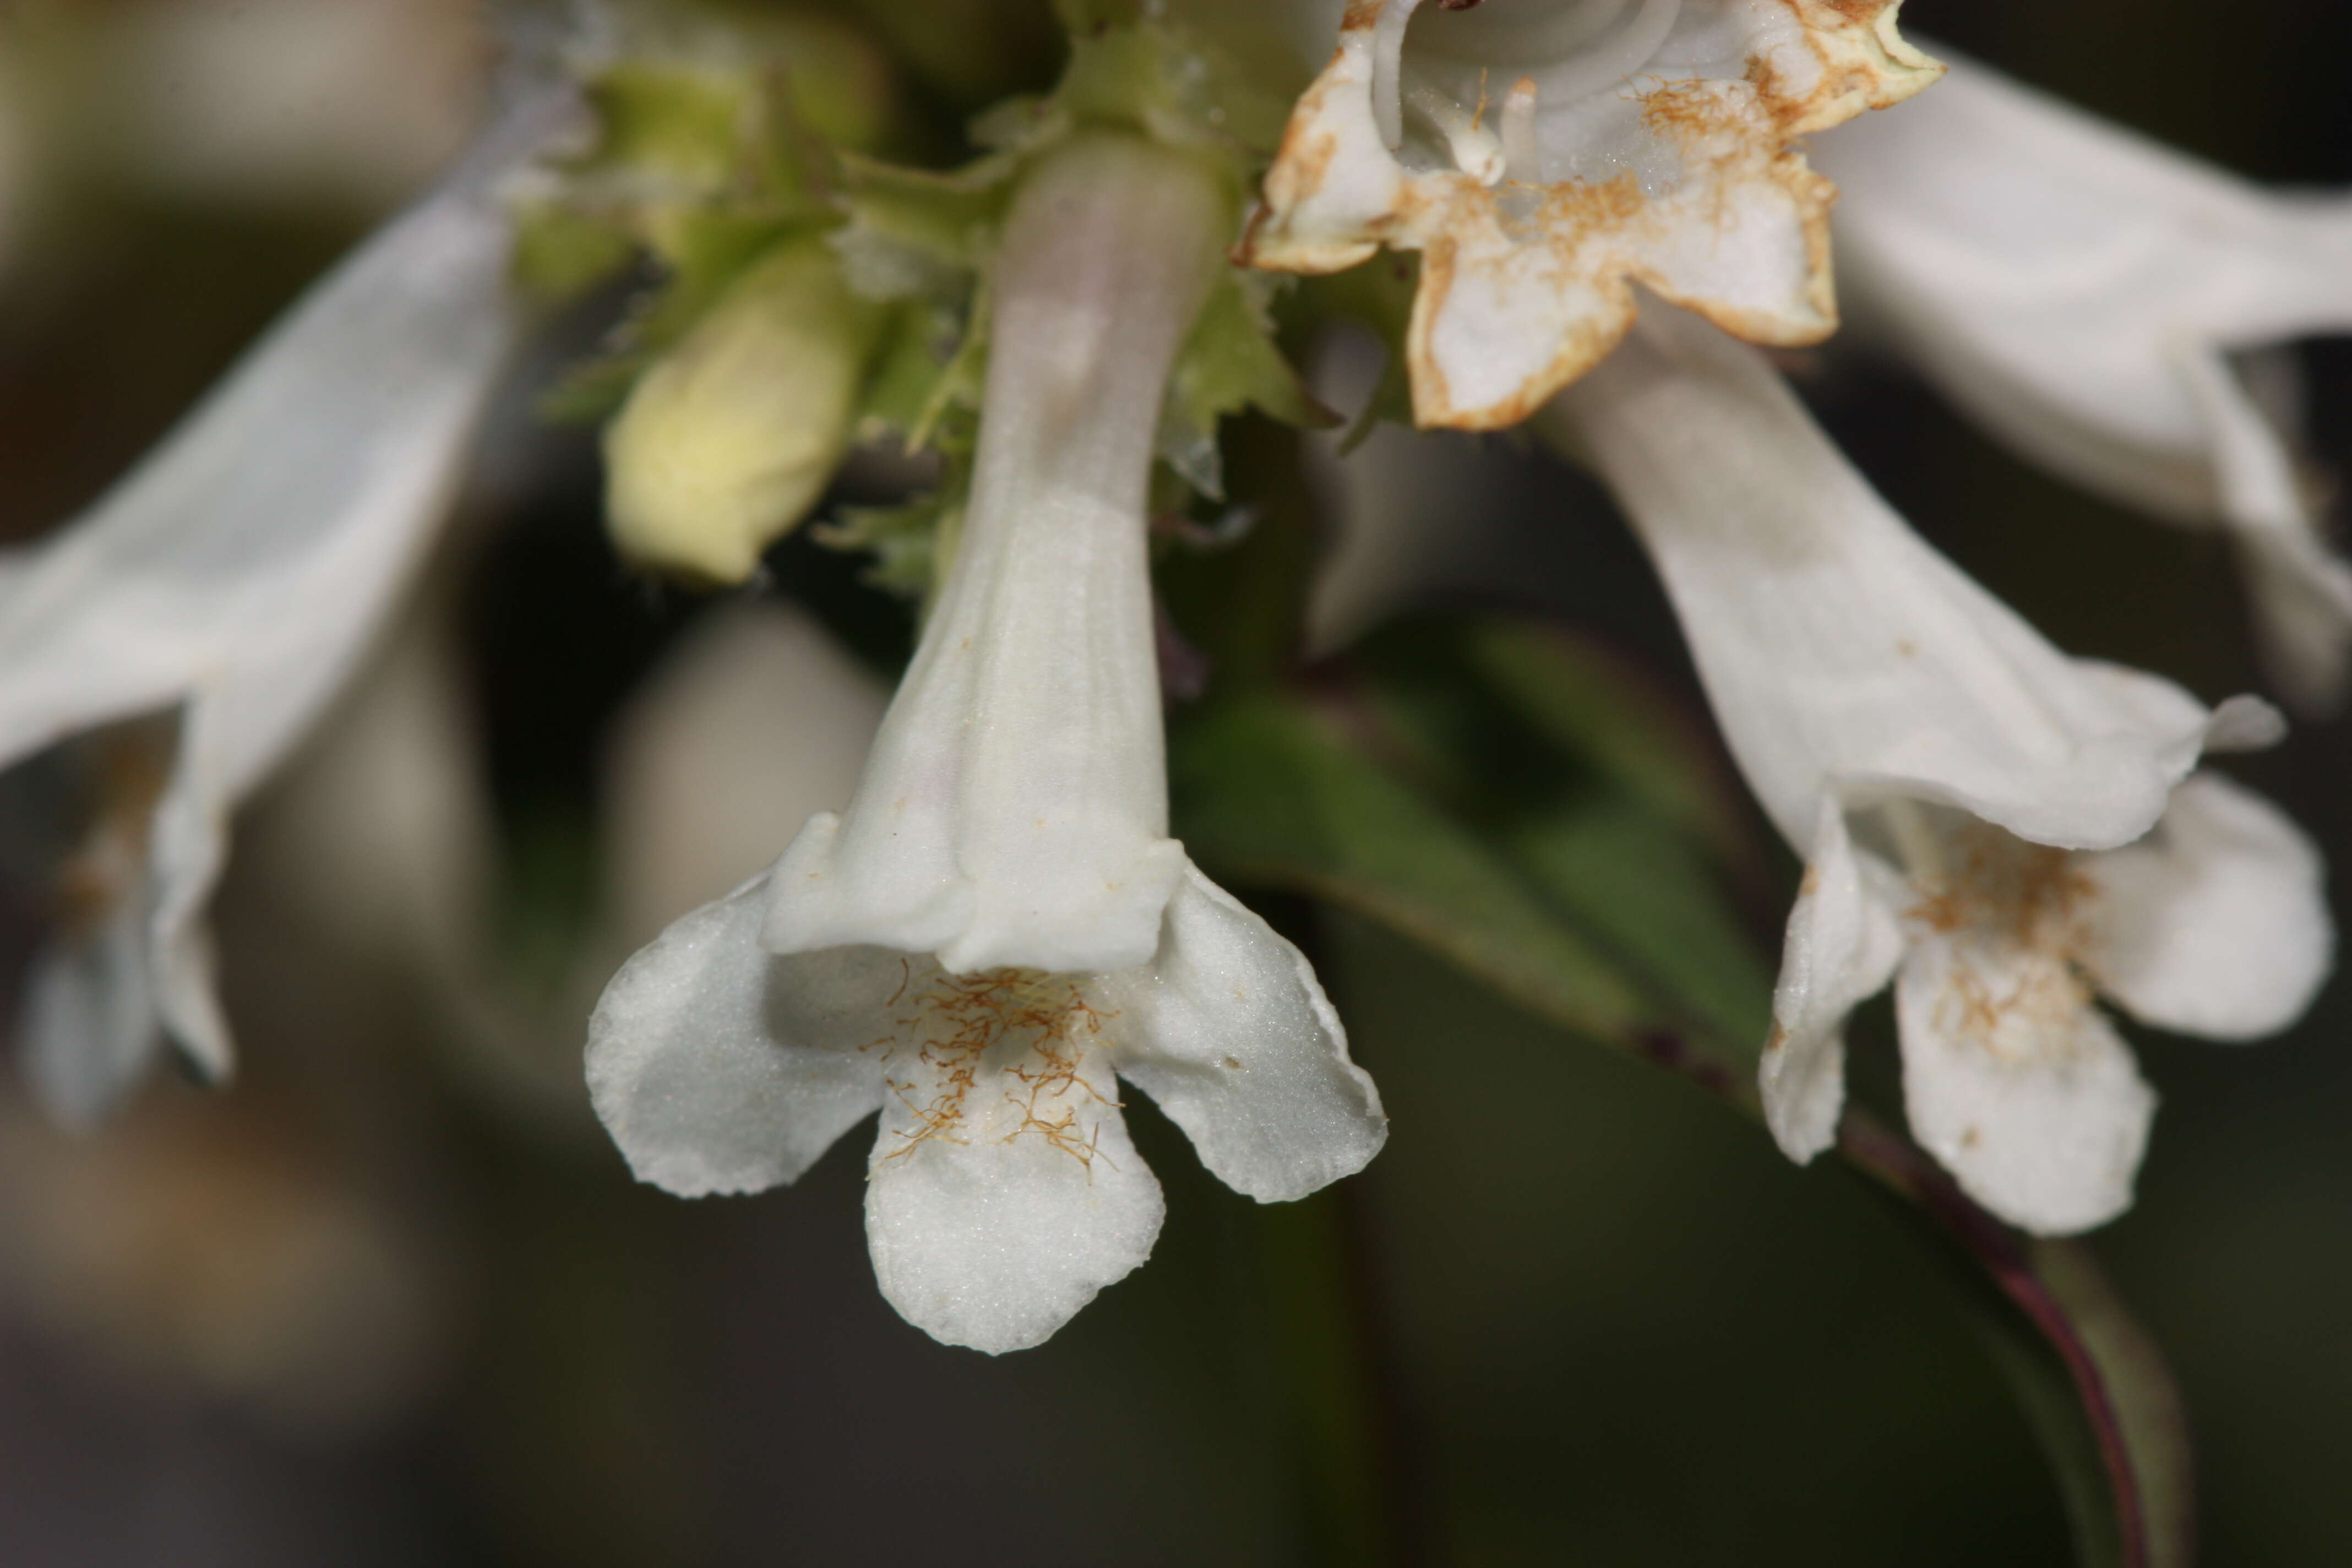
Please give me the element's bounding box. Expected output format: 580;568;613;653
0;1;2346;1563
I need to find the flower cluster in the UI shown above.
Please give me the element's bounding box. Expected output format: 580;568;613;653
2;0;2343;1352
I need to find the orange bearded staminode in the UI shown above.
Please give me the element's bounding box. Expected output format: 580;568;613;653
872;965;1125;1175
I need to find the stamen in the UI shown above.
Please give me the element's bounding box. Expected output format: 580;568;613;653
1372;0;1433;150
1540;0;1684;104
1500;75;1540;182
1404;68;1505;184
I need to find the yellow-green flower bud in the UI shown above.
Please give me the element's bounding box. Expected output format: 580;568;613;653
603;239;880;585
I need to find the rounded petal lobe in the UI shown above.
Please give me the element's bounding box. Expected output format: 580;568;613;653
1897;932;2155;1236
2080;773;2332;1042
1100;865;1387;1204
587;876;888;1199
864;1093;1163;1355
1761;799;1905;1163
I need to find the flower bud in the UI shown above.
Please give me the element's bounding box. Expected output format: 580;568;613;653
603;239;880;585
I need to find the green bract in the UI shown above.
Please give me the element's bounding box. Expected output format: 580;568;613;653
527;2;1327;599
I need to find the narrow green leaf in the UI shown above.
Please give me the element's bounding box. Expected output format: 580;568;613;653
1458;620;1749;858
1172;693;1648;1046
1500;802;1774;1054
1837;1121;2197;1568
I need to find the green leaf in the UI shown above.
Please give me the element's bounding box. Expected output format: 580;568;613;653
1457;620;1750;858
1332;618;1771;1048
1173;692;1649;1046
855;297;967;441
584;62;756;188
816;486;963;602
1160;271;1336;497
832;151;1019;295
903;274;991;457
2026;1239;2196;1568
1500;802;1774;1053
510;200;638;305
1839;1124;2197;1568
1047;18;1292;153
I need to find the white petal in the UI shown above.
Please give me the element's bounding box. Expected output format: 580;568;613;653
1819;51;2352;706
1760;799;1905;1164
1540;302;2215;856
1097;864;1386;1203
0;85;573;1087
864;1054;1162;1355
20;901;159;1131
764;136;1222;976
1897;930;2155;1236
2199;692;2288;754
2174;345;2352;709
2079;772;2333;1041
1242;0;1939;427
586;876;888;1199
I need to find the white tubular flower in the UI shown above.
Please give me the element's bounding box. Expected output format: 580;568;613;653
587;134;1388;1355
1542;303;2331;1235
0;85;577;1125
1238;0;1939;428
1814;52;2352;710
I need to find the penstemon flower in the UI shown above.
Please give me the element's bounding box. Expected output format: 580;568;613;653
1540;304;2332;1234
1238;0;1939;427
586;133;1388;1354
0;80;579;1124
1814;50;2352;709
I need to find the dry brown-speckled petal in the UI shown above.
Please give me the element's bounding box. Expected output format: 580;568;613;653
1239;0;1939;428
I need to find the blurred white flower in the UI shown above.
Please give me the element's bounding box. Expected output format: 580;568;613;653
1817;51;2352;710
1543;302;2331;1234
601;600;889;948
587;134;1387;1354
1240;0;1939;427
93;0;485;211
0;1090;450;1435
0;83;579;1125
